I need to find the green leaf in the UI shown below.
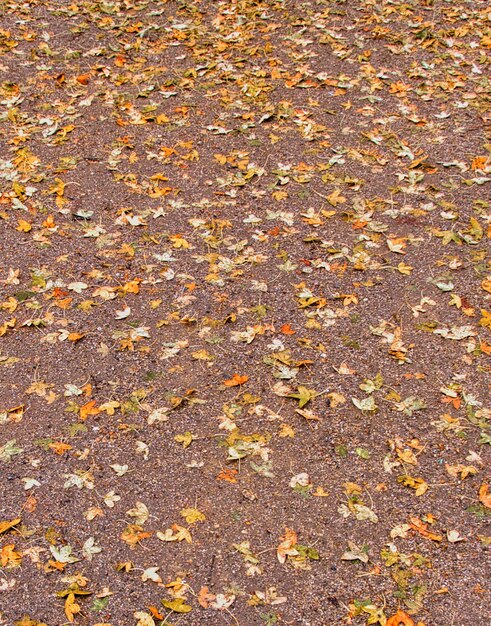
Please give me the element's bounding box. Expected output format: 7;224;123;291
356;447;371;460
91;596;110;611
0;439;23;462
287;385;319;408
479;431;491;445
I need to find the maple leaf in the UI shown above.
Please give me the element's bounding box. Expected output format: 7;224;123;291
161;598;192;613
216;468;238;483
141;566;162;583
352;396;377;412
79;400;100;421
0;439;23;462
223;373;249;386
341;541;369;563
126;501;149;525
326;189;346;206
1;543;22;567
157;524;192;544
174;431;195;448
180;508;206;524
277;528;299;563
479;309;491;329
48;442;72;455
397;475;429;496
479;484;491;508
64;593;81;622
16;219;32;232
120;524;151;548
386;610;415;626
287;386;319;408
134;612;156;626
0;517;21;534
14;617;47;626
198;586;213;608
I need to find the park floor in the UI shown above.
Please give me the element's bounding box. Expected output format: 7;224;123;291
0;1;490;625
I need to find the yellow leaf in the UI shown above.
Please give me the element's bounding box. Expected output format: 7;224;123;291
278;423;295;438
272;190;288;201
320;209;336;218
180;508;205;524
169;234;191;249
161;598;192;613
0;518;21;534
16;219;32;232
14;616;47;626
65;593;81;623
479;309;491;329
174;431;194;448
0;317;16;337
191;349;213;361
326;189;346;206
397;262;413;275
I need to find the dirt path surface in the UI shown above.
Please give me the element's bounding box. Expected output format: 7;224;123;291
1;1;490;625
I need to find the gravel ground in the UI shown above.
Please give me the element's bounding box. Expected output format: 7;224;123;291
0;1;490;625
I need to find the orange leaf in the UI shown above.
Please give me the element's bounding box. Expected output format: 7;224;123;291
79;400;100;421
471;156;489;171
480;342;491;355
48;442;72;455
479;484;491;508
76;73;91;85
42;215;56;229
409;517;442;541
0;518;21;534
223;374;249;387
277;527;298;563
120;524;152;548
386;610;415;626
216;468;238;483
122;279;140;294
280;323;296;335
1;543;22;567
148;606;164;620
54;297;73;310
68;332;85;342
198;585;212;608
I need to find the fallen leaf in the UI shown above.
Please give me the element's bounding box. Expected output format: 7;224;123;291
223;373;249;386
